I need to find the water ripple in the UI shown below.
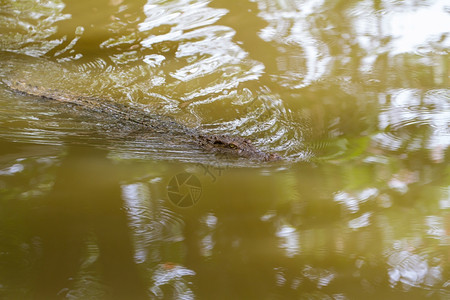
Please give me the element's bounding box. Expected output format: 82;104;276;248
375;89;450;155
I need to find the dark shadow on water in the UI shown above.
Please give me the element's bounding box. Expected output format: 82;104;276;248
32;144;147;299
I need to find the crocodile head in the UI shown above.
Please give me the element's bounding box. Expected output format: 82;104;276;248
196;134;282;162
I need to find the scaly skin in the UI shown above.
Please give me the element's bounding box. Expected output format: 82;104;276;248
3;79;282;162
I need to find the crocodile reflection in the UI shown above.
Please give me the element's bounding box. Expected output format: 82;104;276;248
4;79;281;162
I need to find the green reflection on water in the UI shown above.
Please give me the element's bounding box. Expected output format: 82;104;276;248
0;0;449;299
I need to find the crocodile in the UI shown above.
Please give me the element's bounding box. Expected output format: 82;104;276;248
3;79;282;162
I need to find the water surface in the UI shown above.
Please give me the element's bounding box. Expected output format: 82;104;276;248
0;0;449;299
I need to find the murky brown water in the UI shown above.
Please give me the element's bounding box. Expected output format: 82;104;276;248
0;0;449;299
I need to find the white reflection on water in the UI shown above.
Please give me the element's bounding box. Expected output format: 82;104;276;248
302;265;336;289
256;0;329;88
441;188;450;210
143;54;165;67
276;224;300;257
200;213;217;257
387;245;443;288
256;0;450;89
121;183;153;264
201;235;214;257
139;0;264;102
204;213;217;228
425;216;446;240
354;0;450;56
122;180;186;265
388;170;419;194
348;212;372;230
376;89;450;159
0;163;24;176
150;264;195;300
334;188;378;213
0;0;70;57
139;1;226;32
381;0;450;55
139;0;231;81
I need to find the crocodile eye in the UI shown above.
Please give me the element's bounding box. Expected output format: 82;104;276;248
229;143;237;148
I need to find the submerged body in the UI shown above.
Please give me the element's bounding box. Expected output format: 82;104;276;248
4;79;281;162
